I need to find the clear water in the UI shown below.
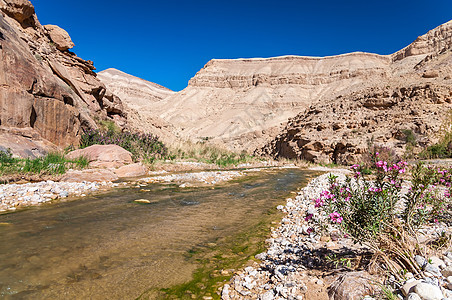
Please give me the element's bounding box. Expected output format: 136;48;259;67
0;168;317;299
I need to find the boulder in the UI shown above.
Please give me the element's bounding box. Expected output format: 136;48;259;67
422;70;439;78
328;271;379;300
113;163;147;178
0;130;59;158
44;24;74;51
66;145;133;168
60;169;118;182
0;0;34;24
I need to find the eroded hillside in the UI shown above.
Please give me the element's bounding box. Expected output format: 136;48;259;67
258;20;452;164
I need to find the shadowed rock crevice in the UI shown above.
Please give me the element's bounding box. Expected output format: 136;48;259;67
29;105;36;128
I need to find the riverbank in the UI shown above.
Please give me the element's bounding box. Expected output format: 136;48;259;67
0;180;117;212
0;163;298;213
222;169;452;300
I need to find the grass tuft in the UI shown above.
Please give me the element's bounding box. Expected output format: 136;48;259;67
0;149;88;177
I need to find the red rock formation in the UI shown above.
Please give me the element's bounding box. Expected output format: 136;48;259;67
0;0;126;157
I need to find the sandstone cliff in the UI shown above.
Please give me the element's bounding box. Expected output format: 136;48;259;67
0;0;127;157
258;21;452;163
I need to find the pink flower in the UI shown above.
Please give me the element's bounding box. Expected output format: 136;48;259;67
329;212;343;223
434;218;438;223
305;214;313;221
375;152;379;156
376;161;385;168
307;227;314;234
314;198;324;208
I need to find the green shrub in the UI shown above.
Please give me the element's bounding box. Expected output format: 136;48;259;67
80;128;168;162
420;110;452;159
420;131;452;159
167;141;255;167
402;129;417;146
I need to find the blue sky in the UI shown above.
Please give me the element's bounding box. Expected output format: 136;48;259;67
33;0;451;91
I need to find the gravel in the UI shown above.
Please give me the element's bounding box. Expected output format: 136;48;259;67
0;180;115;212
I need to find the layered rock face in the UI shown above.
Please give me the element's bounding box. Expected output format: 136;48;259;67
97;68;178;143
0;0;126;156
259;21;452;163
98;68;175;105
149;53;392;151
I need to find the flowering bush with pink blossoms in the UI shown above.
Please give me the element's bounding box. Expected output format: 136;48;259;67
306;155;451;278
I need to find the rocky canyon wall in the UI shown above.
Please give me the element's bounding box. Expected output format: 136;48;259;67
0;0;126;156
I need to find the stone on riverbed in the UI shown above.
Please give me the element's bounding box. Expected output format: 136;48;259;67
66;145;133;168
114;163;147;178
61;169;118;182
134;199;151;204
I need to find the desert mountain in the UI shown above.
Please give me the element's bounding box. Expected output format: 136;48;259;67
146;53;392;152
258;20;452;164
0;0;127;157
100;20;451;158
100;20;452;162
97;68;178;143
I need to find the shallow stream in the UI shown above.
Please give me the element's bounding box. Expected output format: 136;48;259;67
0;168;317;299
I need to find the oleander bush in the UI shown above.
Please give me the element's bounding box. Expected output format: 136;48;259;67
305;153;451;279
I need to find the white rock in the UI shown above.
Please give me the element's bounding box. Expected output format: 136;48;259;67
221;284;230;300
413;282;443;300
261;290;275;300
406;293;422;300
415;255;427;268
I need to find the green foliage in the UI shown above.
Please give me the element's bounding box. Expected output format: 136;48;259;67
420;110;452;159
379;284;398;300
402;129;417;146
80;128;168;162
420;131;452;159
168;141;255;167
98;119;121;134
0;150;89;176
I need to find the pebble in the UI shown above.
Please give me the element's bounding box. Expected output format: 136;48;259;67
416;255;428;268
0;180;113;212
424;263;442;276
442;266;452;277
220;169;452;300
402;280;421;296
140;170;244;185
